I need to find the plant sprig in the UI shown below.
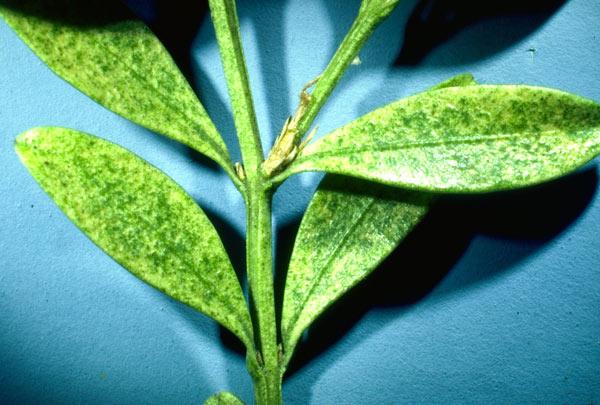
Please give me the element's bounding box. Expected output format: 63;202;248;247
1;0;599;404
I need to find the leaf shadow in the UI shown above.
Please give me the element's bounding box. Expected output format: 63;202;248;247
282;167;599;383
201;207;249;355
353;0;569;118
0;0;130;26
395;0;568;66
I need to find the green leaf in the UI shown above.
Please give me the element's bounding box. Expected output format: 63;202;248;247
280;176;429;367
282;86;600;192
15;127;253;349
359;0;403;21
280;74;474;367
204;391;245;405
0;0;233;173
428;73;476;91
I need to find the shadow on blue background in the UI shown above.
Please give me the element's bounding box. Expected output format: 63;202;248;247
396;0;566;65
280;168;598;380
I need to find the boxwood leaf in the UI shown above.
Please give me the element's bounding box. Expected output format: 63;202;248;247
428;73;476;90
282;86;600;192
280;74;474;366
15;127;253;349
204;392;245;405
280;176;429;367
0;0;233;171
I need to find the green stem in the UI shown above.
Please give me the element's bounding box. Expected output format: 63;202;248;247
207;1;282;402
207;0;263;173
293;0;401;143
246;182;281;405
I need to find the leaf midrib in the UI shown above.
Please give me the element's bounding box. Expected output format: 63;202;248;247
295;130;584;165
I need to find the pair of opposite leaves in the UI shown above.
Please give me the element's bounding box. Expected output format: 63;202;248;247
3;0;600;374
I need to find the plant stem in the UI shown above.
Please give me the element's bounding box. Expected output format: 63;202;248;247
207;1;282;402
246;181;281;405
208;0;263;173
293;1;401;144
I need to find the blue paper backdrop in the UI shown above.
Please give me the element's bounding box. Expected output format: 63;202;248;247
1;0;599;403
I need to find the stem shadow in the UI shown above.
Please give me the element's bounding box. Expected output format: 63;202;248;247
242;0;290;146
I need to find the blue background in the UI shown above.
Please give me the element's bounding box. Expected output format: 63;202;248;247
1;0;599;403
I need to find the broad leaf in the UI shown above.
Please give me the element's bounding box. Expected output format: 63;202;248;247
15;127;253;348
0;0;232;171
282;86;600;192
280;74;474;366
205;392;245;405
280;176;429;366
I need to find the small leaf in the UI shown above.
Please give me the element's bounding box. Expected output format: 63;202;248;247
428;73;476;90
281;176;429;366
359;0;403;21
280;73;476;366
283;86;600;192
204;391;245;405
0;0;232;170
15;127;253;348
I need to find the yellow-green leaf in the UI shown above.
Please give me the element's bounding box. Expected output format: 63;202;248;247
428;73;476;90
15;127;253;349
0;0;232;171
282;86;600;192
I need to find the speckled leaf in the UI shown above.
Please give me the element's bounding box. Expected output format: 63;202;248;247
283;86;600;192
280;74;474;366
15;127;253;348
0;0;232;171
280;176;429;366
204;392;245;405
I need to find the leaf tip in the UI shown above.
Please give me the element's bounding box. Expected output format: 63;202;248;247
204;391;244;405
16;127;42;144
14;127;51;168
14;127;41;158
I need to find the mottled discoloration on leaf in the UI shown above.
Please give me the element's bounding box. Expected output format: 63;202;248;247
283;86;600;192
15;127;253;348
281;176;429;366
280;75;473;367
204;391;245;405
0;0;232;172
